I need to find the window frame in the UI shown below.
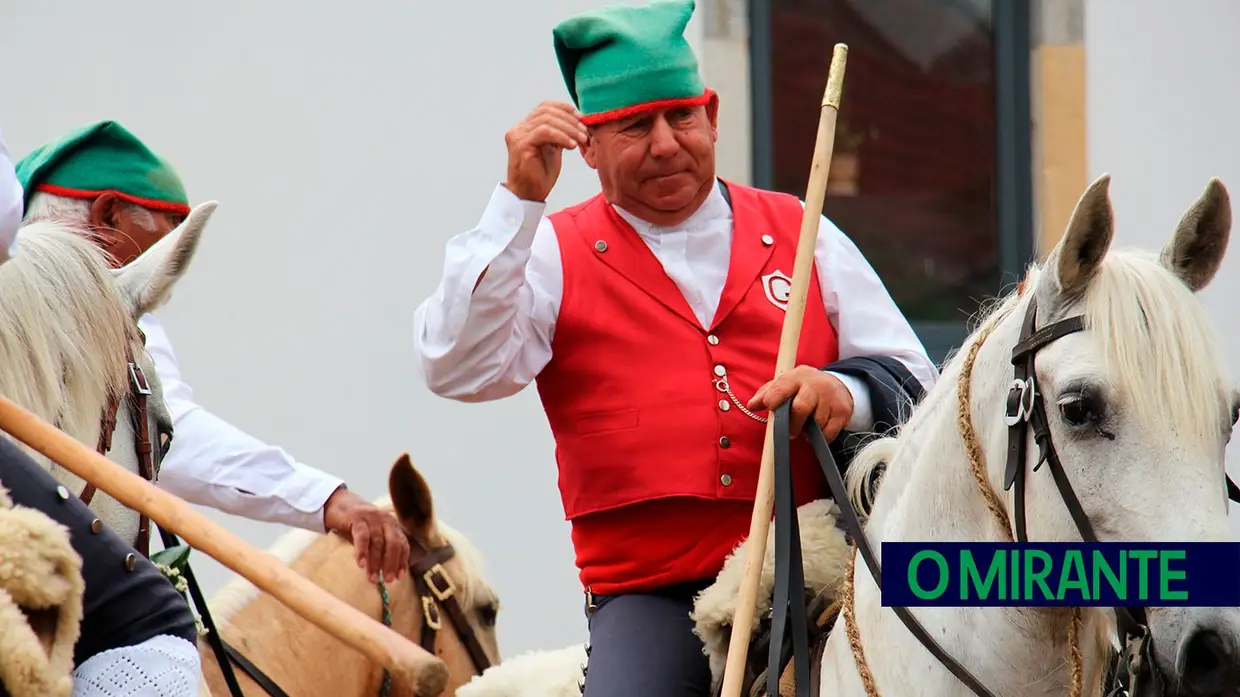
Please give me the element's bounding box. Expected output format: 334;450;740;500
747;0;1035;365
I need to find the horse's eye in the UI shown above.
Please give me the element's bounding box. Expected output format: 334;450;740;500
1057;393;1098;429
476;604;498;628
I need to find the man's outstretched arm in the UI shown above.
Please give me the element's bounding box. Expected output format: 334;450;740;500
0;123;22;267
139;314;409;582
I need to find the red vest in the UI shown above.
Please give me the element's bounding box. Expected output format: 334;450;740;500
536;181;840;595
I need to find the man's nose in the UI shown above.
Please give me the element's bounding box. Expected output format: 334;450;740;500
649;118;679;158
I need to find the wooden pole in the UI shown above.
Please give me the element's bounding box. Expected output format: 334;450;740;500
718;43;849;697
0;395;449;697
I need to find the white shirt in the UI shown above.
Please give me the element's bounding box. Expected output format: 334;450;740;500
0;123;21;267
139;313;344;531
413;181;939;433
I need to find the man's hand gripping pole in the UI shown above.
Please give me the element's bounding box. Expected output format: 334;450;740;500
718;42;849;697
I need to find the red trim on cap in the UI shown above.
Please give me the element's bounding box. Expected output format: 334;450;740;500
36;184;192;215
580;89;714;126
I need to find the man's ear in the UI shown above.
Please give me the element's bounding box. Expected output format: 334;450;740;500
88;192;123;231
706;91;720;140
581;129;598;170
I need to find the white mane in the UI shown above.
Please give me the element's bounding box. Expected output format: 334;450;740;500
0;219;135;465
0;200;214;546
845;249;1232;521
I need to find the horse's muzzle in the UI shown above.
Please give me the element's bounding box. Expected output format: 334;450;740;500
1174;618;1240;696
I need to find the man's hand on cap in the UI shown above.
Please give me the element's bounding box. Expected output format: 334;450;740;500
503;101;588;203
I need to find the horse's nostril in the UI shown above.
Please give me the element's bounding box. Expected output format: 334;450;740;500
1181;627;1230;695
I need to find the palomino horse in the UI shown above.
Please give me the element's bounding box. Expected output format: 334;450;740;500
824;174;1240;697
0;203;215;548
198;453;502;697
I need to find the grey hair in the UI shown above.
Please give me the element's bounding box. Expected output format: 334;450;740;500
24;192;159;234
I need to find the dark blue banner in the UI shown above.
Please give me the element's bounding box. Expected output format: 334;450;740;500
880;542;1240;607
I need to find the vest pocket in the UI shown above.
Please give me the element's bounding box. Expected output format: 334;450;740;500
569;408;640;436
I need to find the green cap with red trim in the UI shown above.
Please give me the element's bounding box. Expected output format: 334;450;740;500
15;120;190;216
553;0;710;126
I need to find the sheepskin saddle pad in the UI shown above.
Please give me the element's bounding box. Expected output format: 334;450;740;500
0;484;85;697
456;498;853;697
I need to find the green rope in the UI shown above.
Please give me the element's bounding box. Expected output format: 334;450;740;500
377;573;393;697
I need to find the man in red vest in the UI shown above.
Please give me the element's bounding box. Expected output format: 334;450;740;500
414;0;937;694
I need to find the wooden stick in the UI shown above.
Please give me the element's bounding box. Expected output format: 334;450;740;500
0;395;449;697
718;43;849;697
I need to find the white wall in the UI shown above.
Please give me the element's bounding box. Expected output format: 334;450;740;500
0;0;705;657
1085;0;1240;531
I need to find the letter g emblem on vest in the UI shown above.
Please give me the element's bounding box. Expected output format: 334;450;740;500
761;269;792;311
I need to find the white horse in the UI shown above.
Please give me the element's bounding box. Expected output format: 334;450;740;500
824;174;1240;696
455;174;1240;697
0;203;215;544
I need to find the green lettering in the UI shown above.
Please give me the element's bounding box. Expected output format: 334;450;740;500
1010;546;1020;599
1130;550;1157;600
1023;549;1054;600
909;551;949;600
1159;550;1188;601
1057;550;1090;601
962;549;1005;600
1092;550;1126;600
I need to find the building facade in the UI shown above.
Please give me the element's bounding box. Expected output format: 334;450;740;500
701;0;1092;362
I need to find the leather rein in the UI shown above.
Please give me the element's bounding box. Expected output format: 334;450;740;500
771;295;1240;697
87;331;493;697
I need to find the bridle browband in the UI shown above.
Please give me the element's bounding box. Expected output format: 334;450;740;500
84;328;494;697
773;292;1240;697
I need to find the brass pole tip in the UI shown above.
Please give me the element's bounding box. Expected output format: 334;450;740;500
823;43;849;108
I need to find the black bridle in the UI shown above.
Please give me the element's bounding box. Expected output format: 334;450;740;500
769;294;1240;697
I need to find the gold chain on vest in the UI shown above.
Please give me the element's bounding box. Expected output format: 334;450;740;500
714;375;769;423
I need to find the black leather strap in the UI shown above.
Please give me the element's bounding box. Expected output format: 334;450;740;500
771;400;1000;697
159;527;287;697
769;404;810;697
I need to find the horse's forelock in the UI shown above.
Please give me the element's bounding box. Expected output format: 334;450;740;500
1072;249;1231;442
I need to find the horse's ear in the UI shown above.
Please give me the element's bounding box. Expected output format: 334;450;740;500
1162;178;1231;292
1047;174;1114;300
113;201;216;319
388;453;435;541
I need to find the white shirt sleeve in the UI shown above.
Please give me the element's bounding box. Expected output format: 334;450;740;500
813;211;940;433
139;314;345;532
412;183;563;402
0;123;22;267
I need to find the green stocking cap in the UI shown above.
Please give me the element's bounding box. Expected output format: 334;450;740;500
15;121;190;216
553;0;710;125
